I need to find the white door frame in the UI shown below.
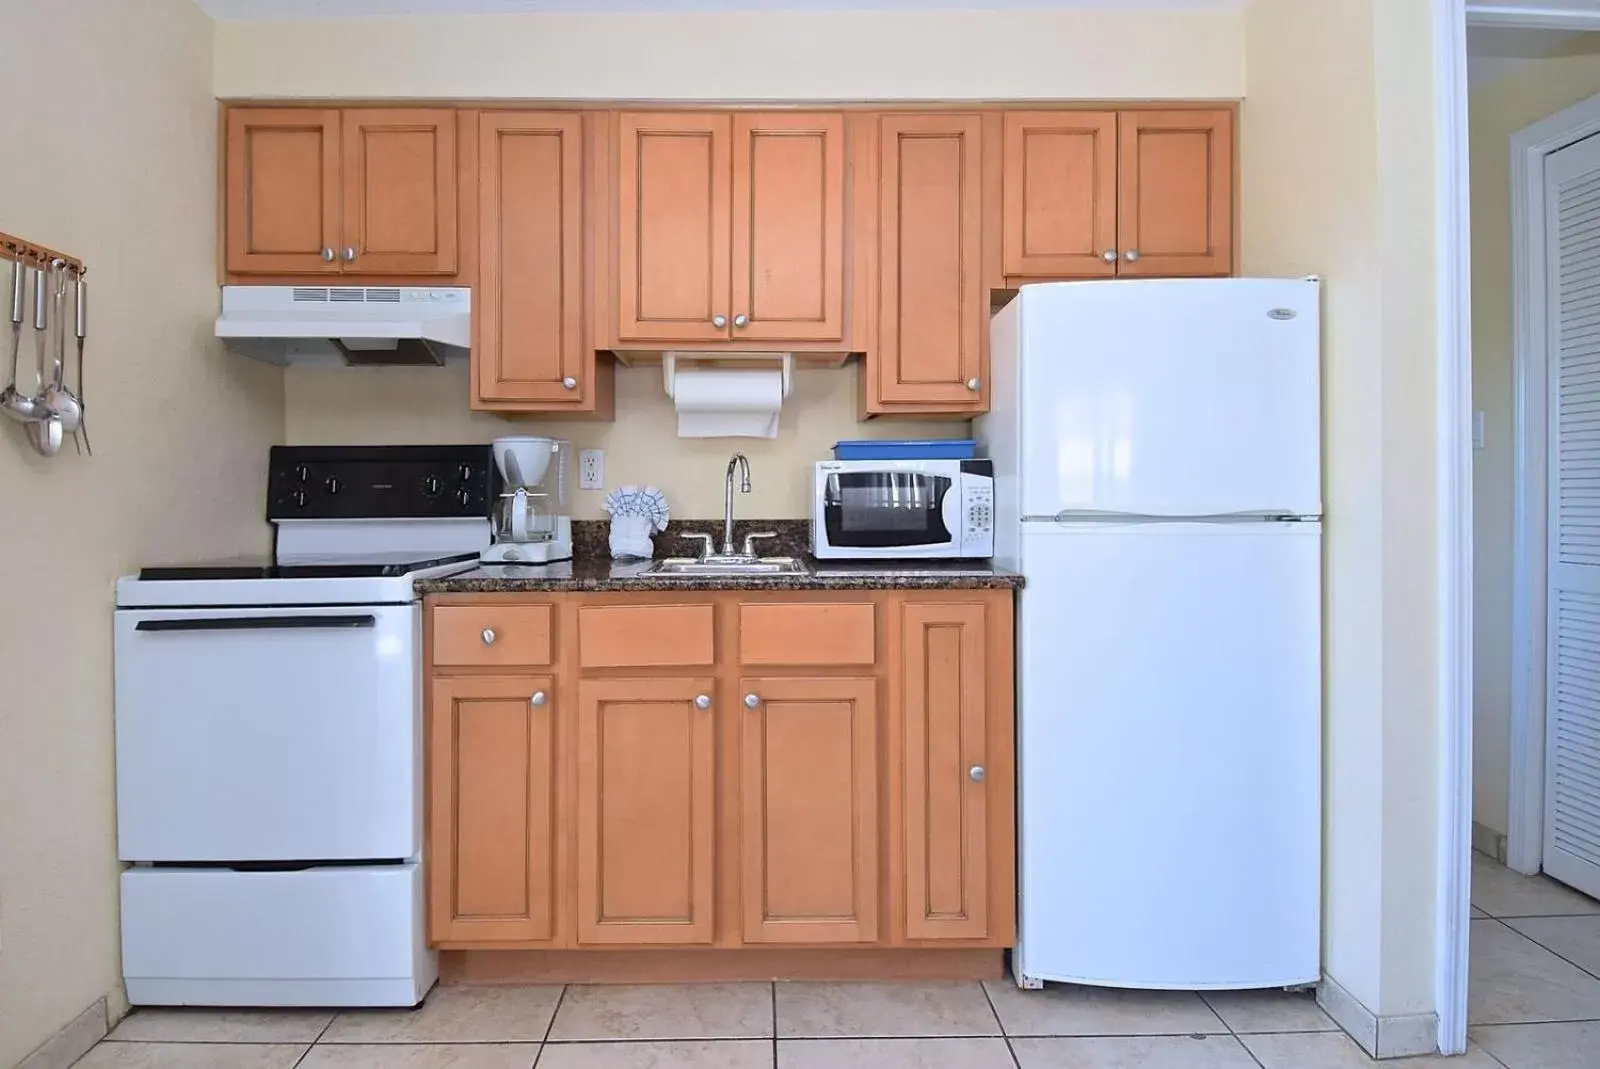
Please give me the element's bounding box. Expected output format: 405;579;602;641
1506;92;1600;876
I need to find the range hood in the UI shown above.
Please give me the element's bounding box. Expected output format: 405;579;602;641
216;286;471;366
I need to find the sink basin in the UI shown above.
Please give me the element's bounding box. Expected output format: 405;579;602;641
639;556;811;578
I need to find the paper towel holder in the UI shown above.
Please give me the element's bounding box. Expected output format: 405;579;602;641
662;351;794;402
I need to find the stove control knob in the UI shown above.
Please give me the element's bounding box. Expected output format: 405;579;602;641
457;462;474;482
456;487;473;507
422;474;443;497
292;489;308;509
294;463;310;483
325;476;341;495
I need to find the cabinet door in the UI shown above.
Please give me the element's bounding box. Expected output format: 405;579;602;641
575;678;716;944
730;113;846;343
1117;109;1234;277
340;109;459;275
739;677;878;944
224;108;341;275
1002;111;1117;278
616;112;732;343
874;114;985;410
475;112;587;406
899;602;989;940
428;675;560;945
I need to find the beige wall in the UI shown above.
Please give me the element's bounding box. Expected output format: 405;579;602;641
230;5;1244;517
1469;54;1600;841
1243;0;1441;1019
212;9;1244;101
0;2;285;1065
284;363;954;519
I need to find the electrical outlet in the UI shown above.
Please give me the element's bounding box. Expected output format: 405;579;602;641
579;449;604;490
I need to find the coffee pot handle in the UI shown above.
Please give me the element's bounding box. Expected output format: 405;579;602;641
510;487;531;541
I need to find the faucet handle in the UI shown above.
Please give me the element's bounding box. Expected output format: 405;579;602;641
742;531;779;558
679;531;716;560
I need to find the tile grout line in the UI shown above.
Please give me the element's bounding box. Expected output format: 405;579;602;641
528;984;567;1068
977;977;1022;1069
1199;989;1269;1069
288;1010;339;1067
770;980;777;1069
1486;914;1600;987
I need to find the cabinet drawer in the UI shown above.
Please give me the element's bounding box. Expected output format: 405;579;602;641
433;605;554;667
577;604;715;668
739;603;877;666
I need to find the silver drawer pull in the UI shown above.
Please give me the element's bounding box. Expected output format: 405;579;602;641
695;694;712;709
530;691;547;706
969;765;986;783
744;693;761;709
480;627;497;646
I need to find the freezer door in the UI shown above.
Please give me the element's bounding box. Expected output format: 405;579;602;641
1015;521;1321;988
1016;279;1321;517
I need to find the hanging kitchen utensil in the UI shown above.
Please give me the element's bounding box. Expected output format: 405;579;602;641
24;260;63;456
72;274;90;454
0;259;45;423
39;261;81;449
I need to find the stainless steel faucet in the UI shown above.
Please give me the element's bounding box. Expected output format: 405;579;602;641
723;453;751;555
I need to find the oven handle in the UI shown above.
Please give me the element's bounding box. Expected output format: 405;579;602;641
134;614;378;633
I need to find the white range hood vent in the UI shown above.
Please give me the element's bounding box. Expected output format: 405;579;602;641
216;285;471;367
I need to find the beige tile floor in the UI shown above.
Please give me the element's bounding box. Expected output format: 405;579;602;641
69;855;1600;1068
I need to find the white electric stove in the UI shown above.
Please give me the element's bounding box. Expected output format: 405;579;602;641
114;445;496;1008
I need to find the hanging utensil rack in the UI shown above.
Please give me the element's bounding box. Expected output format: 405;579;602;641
0;231;86;277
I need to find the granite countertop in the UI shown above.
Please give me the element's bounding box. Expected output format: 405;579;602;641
418;519;1022;593
418;556;1022;593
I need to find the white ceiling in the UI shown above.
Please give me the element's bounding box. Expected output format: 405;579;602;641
196;0;1243;19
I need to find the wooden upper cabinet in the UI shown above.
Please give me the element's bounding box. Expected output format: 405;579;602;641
1002;111;1117;278
739;677;879;944
225;108;341;275
873;114;985;411
575;678;717;945
731;113;846;343
616;112;732;343
475;112;588;407
341;109;459;275
899;602;990;941
1117;109;1234;277
428;675;560;945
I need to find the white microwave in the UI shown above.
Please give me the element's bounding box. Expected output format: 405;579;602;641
812;458;995;560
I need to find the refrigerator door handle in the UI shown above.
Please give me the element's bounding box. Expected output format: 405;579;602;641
1026;509;1321;525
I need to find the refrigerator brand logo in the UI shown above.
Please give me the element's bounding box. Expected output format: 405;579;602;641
1268;309;1298;321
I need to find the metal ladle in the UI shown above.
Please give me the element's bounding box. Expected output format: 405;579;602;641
39;261;82;445
0;259;46;423
24;261;63;456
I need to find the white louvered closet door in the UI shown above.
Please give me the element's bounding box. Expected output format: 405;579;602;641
1545;132;1600;899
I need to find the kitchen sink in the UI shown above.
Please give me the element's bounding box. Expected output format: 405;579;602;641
639;556;811;578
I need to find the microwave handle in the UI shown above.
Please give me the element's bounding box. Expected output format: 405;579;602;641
941;477;963;549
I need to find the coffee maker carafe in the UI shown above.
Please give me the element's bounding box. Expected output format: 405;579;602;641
482;436;573;564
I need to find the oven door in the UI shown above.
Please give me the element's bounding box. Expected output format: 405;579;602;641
821;470;960;555
114;603;419;863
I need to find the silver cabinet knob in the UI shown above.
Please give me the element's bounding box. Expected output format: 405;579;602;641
733;314;749;328
1101;249;1118;263
744;693;761;709
969;765;985;782
1124;249;1141;262
711;314;728;328
342;246;357;262
695;694;712;709
320;247;335;262
966;377;982;392
530;691;547;706
480;627;497;646
561;376;577;390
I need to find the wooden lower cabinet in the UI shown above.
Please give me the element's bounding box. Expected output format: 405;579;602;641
575;678;717;945
740;676;878;944
425;590;1015;970
428;675;560;945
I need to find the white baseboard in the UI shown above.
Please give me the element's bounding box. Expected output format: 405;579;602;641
1318;975;1440;1059
15;998;107;1069
1473;821;1508;863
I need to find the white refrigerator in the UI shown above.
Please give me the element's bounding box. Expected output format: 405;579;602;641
976;278;1322;990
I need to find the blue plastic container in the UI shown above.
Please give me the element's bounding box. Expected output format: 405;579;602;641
832;439;978;461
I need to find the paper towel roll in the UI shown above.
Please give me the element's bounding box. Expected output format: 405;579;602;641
670;366;786;438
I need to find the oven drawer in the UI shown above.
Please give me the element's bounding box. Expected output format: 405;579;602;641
433;603;554;667
114;603;420;863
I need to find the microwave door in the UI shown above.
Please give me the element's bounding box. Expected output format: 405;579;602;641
823;471;955;551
